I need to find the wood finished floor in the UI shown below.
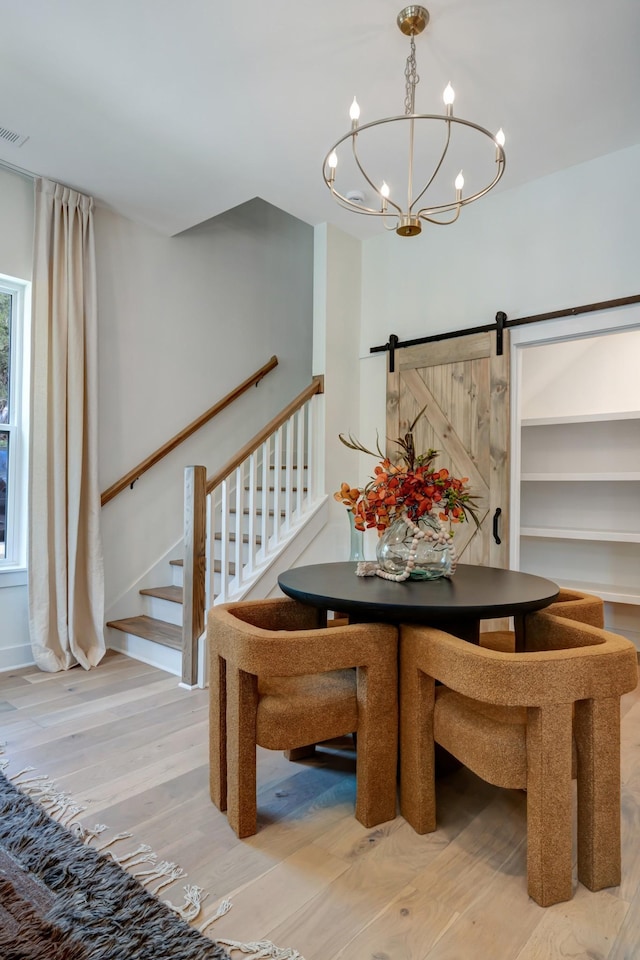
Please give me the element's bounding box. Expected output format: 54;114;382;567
1;650;640;960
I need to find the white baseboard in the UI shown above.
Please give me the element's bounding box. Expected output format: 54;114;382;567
0;644;35;673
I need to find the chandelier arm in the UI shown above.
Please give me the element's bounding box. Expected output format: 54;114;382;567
410;119;452;211
324;116;506;223
329;189;403;217
416;154;505;218
419;206;462;226
351;136;403;215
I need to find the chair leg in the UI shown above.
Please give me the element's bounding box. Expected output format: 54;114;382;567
354;666;398;828
575;697;622;891
399;660;436;834
209;653;227;812
226;667;259;839
526;703;574;906
284;745;316;761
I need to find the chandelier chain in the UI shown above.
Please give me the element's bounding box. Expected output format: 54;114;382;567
404;35;419;115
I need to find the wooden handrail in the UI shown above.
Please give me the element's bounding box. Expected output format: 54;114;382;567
101;355;279;506
206;375;324;495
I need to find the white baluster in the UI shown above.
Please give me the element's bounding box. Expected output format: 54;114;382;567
234;465;244;589
306;399;316;504
296;407;305;517
284;414;294;530
272;427;282;547
260;438;269;560
247;451;257;574
219;480;230;602
205;492;213;611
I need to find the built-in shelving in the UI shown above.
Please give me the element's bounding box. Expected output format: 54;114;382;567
521;410;640;427
521;472;640;482
518;412;640;634
521;527;640;544
553;579;640;607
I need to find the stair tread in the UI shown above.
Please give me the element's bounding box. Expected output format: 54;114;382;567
139;585;183;603
168;558;236;573
213;532;262;544
245;486;307;493
231;507;286;517
106;615;182;650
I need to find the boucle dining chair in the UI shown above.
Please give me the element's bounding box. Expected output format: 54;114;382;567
480;587;605;652
208;597;398;838
400;612;638;906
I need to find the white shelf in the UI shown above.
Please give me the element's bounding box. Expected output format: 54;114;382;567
522;472;640;482
521;526;640;544
550;578;640;606
522;411;640;427
518;408;640;615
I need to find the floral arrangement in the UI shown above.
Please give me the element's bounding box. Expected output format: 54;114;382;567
334;407;479;535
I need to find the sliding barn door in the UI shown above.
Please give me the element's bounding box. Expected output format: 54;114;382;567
386;331;509;569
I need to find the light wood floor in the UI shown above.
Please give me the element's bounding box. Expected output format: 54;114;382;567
1;650;640;960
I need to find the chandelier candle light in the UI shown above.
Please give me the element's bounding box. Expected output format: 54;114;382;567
323;5;506;236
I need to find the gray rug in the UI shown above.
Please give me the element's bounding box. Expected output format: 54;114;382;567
0;772;230;960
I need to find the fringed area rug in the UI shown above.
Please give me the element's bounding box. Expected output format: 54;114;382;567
0;756;305;960
0;772;231;960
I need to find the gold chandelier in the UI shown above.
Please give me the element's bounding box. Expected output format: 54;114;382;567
322;5;506;237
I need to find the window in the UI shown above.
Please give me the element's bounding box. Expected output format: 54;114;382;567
0;273;30;575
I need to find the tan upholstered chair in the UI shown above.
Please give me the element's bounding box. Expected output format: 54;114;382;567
208;597;398;838
480;588;605;652
400;612;638;906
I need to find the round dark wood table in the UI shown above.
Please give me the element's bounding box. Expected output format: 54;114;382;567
278;562;559;645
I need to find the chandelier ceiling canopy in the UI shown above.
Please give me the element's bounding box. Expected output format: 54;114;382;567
322;5;506;237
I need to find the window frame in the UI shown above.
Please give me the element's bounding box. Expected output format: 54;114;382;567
0;272;30;583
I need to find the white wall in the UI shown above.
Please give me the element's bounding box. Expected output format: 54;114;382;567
0;171;33;279
97;197;314;613
0;169;33;669
0;173;315;670
358;143;640;448
292;223;377;566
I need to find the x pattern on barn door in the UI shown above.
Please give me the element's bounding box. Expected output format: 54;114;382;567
386;330;509;569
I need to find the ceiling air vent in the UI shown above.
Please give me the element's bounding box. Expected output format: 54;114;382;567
0;125;29;147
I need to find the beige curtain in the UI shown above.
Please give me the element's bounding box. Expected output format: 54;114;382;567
28;178;105;672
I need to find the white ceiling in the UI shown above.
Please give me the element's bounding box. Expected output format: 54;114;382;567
1;0;639;240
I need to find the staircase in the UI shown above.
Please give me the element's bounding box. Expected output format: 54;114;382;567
106;378;327;686
107;560;184;676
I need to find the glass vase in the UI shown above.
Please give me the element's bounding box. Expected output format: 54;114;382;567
376;512;454;580
348;510;365;562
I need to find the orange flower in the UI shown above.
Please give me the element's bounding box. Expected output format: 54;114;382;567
335;420;479;532
333;482;361;511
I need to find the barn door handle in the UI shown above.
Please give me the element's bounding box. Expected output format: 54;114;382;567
493;508;502;545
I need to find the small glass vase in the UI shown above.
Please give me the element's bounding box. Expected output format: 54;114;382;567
348;510;365;562
376;512;454;581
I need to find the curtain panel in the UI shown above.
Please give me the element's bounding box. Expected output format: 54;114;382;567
28;178;105;671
